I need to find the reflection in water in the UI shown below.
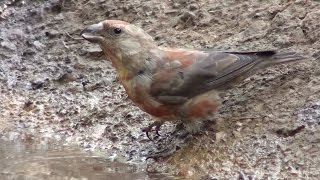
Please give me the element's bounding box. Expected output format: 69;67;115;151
0;139;152;180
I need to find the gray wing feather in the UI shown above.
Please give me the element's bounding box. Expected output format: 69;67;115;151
151;51;264;104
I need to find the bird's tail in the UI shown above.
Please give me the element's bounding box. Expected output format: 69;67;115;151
211;50;305;90
255;51;305;69
270;52;305;64
229;50;305;64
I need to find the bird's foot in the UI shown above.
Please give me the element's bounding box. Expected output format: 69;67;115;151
142;121;163;140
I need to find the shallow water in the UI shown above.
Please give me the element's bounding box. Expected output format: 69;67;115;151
0;139;155;180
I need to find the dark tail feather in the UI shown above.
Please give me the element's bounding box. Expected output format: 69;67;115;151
272;52;305;63
256;51;305;69
227;50;305;63
252;51;305;70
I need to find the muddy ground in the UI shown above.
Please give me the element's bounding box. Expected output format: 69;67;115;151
1;0;320;179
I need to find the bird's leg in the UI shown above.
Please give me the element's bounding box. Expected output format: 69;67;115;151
142;121;163;140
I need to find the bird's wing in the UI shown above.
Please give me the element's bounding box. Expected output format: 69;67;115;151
150;50;271;104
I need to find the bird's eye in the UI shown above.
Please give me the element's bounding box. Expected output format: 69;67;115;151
114;28;122;34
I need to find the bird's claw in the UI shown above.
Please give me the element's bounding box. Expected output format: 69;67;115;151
142;121;163;140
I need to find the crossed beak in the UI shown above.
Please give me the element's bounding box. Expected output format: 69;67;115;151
81;22;104;43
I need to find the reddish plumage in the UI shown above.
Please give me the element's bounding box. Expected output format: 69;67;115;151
163;48;195;68
81;20;305;138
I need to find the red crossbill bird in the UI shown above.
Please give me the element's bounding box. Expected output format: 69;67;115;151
81;20;304;139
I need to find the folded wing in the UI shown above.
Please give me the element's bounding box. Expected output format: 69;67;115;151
150;50;298;105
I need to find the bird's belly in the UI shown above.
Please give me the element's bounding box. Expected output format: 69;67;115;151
121;80;178;119
122;80;220;121
138;103;178;119
180;90;221;120
133;92;220;121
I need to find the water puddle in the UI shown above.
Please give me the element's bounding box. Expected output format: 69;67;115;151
0;139;159;180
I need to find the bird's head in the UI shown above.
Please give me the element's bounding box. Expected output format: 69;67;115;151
81;20;155;64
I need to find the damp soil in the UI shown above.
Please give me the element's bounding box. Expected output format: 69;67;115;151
1;0;320;179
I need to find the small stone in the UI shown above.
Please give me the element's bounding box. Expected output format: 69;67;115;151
86;46;102;53
8;29;24;40
22;49;36;56
30;81;45;90
74;63;86;69
273;35;290;47
215;131;226;143
179;11;196;23
54;13;64;21
23;101;35;111
175;11;197;29
232;130;241;138
312;51;320;60
114;9;123;16
84;46;103;57
188;4;198;11
1;41;16;51
290;27;306;43
54;72;76;84
45;29;60;38
33;41;46;50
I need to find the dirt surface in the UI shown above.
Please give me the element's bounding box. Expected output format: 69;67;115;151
1;0;320;179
